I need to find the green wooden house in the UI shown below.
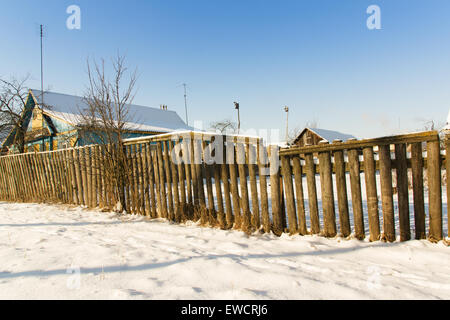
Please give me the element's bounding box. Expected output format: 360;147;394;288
1;89;192;154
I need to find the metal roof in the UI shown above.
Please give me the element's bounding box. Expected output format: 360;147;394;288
30;89;193;133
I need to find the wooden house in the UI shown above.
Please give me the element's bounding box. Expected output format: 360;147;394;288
1;89;192;154
292;127;356;147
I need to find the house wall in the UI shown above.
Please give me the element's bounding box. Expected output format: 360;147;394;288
294;130;323;147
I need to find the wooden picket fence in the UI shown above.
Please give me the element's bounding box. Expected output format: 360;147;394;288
0;130;448;243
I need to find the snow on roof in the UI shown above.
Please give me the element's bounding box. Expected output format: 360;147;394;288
304;127;357;142
30;89;193;133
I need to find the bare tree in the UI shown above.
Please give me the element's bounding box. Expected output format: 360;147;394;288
305;119;318;129
77;54;138;213
286;126;303;145
0;76;31;153
209;119;237;134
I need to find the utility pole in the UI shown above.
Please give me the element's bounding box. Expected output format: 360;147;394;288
182;83;189;126
284;106;289;144
234;102;240;134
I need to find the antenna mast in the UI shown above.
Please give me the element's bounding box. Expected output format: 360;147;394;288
40;24;45;149
40;25;44;104
183;83;189;126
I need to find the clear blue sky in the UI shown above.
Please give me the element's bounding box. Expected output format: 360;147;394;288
1;0;450;139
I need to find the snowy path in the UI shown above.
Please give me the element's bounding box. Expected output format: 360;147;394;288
0;202;449;299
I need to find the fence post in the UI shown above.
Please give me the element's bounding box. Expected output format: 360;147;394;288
257;140;271;234
411;142;426;239
318;143;337;238
237;139;251;231
248;141;261;230
305;152;320;234
363;146;380;241
395;143;411;241
332;140;351;238
348;147;365;240
281;155;298;235
269;145;283;236
427;139;443;242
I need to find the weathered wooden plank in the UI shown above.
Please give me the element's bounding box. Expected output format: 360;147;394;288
151;146;163;218
318;148;337;237
305;153;320;234
237;140;251;231
213;163;225;228
138;144;146;214
348;149;365;240
169;140;181;222
291;156;307;235
162;141;174;220
363;146;380;241
189;134;199;212
247;143;260;230
202;140;216;223
281;155;298;235
157;141;168;218
193;137;206;222
145;144;157;218
333;147;351;237
270;145;283;236
221;143;234;228
378;144;395;242
395;143;411;242
427;140;443;241
410;142;426;239
228;141;241;228
257;141;271;233
182;138;193;212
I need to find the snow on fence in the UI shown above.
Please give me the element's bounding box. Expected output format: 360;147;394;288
0;130;448;243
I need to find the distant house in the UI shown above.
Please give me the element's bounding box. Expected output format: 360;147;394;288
292;127;357;147
1;89;192;154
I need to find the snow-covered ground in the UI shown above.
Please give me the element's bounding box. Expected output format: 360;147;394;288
0;202;449;299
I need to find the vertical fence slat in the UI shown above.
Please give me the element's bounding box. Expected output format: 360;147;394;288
348;148;365;240
145;144;157;218
248;142;260;230
189;134;199;213
169;140;181;222
378;144;395;242
411;142;426;239
395;143;411;242
270;145;283;236
203;139;216;223
151;146;162;218
237;140;251;231
333;146;351;237
363;146;380;241
157;141;168;218
257;140;270;233
137;144;145;215
427;139;443;241
292;156;307;235
228;140;241;228
281;155;298;235
305;153;320;234
221;140;233;228
318;146;337;238
182;138;193;214
162;141;174;220
213;162;225;228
